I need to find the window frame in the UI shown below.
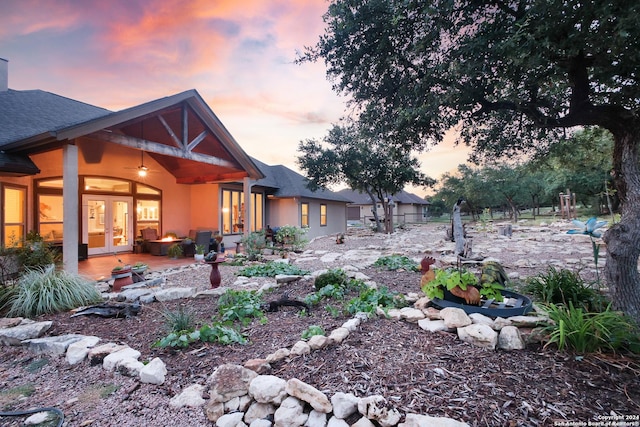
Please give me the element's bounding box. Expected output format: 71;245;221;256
2;184;27;246
320;204;327;227
301;202;309;228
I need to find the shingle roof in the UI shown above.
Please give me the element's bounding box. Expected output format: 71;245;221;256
336;188;430;205
251;157;352;203
0;89;111;146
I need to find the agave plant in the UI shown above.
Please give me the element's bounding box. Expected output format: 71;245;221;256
567;217;608;284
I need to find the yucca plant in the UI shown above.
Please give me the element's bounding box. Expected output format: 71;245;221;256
540;302;640;354
6;267;103;317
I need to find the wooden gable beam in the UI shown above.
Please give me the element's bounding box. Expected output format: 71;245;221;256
157;107;208;152
93;130;237;169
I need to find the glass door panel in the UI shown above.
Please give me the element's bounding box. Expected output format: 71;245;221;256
83;195;132;255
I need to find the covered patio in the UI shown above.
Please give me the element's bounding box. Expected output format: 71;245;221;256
76;250;238;281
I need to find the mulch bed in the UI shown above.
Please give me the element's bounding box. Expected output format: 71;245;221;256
2;266;634;427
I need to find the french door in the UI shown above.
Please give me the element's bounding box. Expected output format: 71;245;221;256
83;195;133;255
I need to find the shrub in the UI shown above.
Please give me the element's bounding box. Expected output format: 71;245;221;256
539;302;640;354
5;267;103;317
240;231;267;261
524;267;607;311
274;225;308;251
314;269;348;291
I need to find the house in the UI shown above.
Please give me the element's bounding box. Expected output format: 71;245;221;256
337;188;430;226
0;58;348;273
250;158;351;241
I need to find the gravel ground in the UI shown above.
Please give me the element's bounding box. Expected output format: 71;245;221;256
0;222;638;427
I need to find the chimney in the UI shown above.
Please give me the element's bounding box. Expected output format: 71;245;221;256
0;58;7;92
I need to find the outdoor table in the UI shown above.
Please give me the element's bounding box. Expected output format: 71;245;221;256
147;239;183;256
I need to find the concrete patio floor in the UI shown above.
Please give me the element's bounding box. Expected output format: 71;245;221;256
77;252;214;281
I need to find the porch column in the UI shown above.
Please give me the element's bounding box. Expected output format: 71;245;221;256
63;144;79;273
243;177;252;235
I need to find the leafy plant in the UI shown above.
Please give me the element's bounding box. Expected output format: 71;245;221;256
346;286;407;316
159;305;196;334
524;267;606;312
539;302;640;354
13;231;60;272
153;321;247;348
199;323;247;345
421;268;479;300
167;243;183;258
314;268;348;291
194;244;207;255
240;231;267;261
301;325;325;340
217;289;266;325
479;281;505;302
5;267;103;317
274;225;308;251
237;262;310;278
373;255;419;272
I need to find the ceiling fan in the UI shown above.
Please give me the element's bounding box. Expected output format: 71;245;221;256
137;151;149;177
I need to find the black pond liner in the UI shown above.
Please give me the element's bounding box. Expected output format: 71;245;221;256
432;289;533;317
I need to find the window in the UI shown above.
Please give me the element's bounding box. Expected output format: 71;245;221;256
2;185;26;246
320;204;327;226
301;203;309;228
221;189;264;234
38;194;63;242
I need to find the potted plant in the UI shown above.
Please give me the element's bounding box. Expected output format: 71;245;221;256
131;262;148;283
167;243;183;259
194;244;206;262
111;264;133;292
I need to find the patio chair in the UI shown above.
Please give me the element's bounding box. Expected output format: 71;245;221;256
140;227;158;253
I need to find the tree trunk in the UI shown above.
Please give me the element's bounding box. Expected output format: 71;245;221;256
603;126;640;325
366;189;384;232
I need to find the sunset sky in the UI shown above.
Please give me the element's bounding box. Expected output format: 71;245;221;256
1;0;469;197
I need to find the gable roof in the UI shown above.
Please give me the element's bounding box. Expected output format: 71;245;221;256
0;89;111;147
0;88;263;181
337;188;430;205
251;157;352;203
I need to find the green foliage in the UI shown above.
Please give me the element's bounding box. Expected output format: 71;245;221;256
153;319;247;349
421;268;479;300
479;282;505;302
237;262;310;278
5;267;103;317
26;358;49;373
301;325;325;340
241;231;267;261
198;323;247;345
524;267;607;312
297;122;436;233
540;303;640;354
217;289;266;325
274;225;308;251
373;255;419;272
194;244;207;255
314;268;348;291
346;286;407;317
159;305;196;334
167;243;183;258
